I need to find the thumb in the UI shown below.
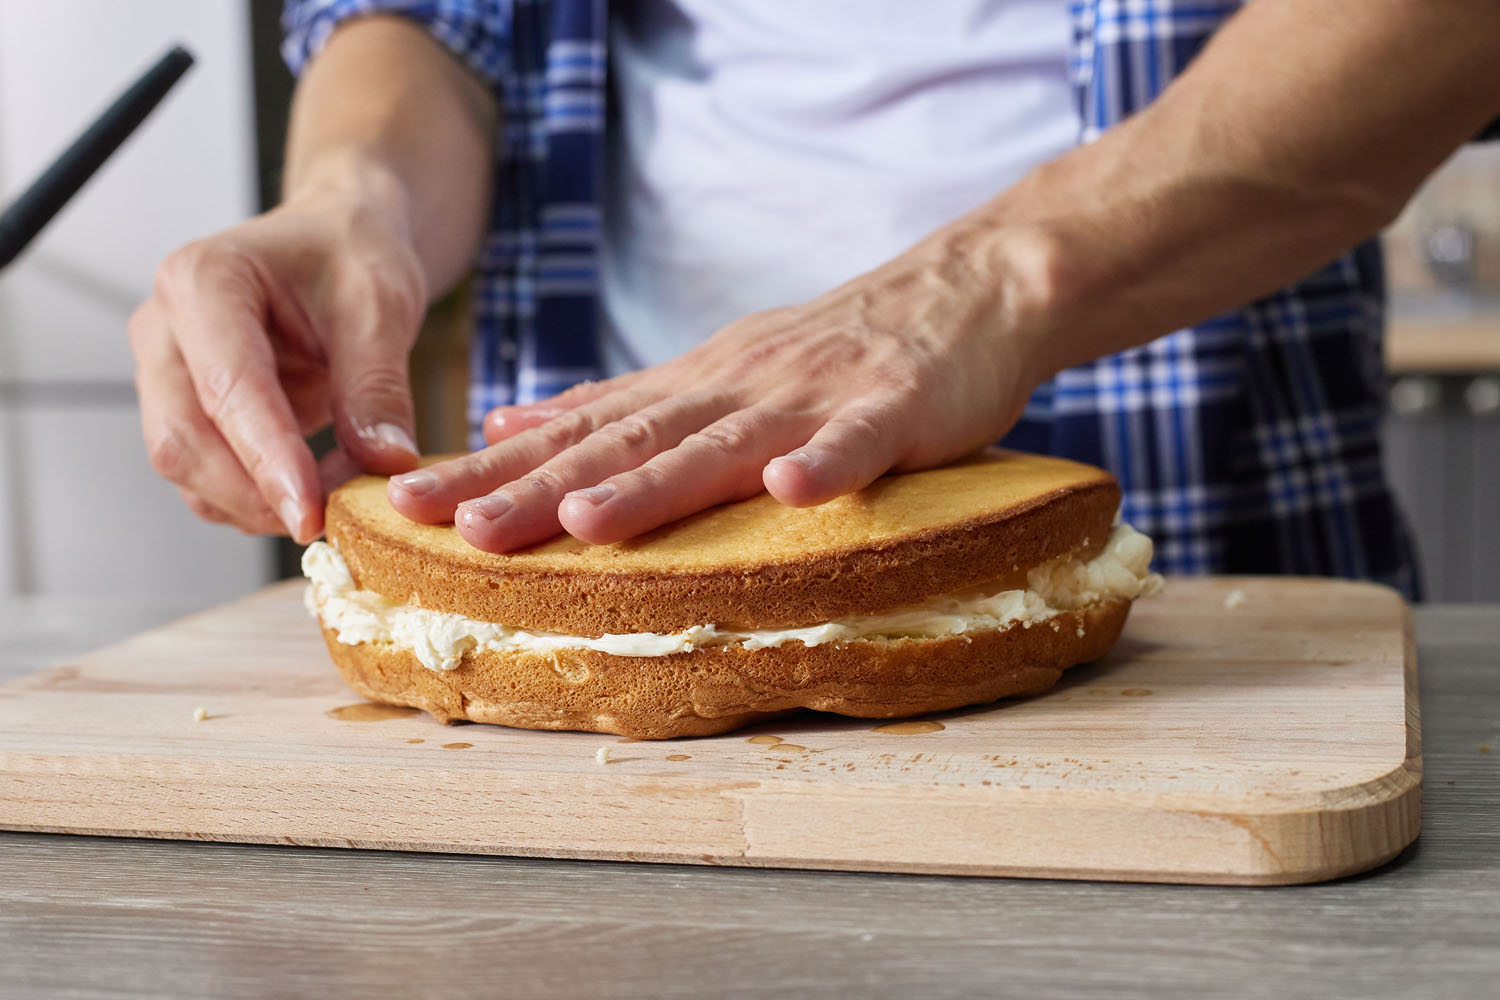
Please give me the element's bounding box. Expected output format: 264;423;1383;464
327;328;420;476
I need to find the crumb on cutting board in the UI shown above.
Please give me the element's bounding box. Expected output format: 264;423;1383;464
595;746;611;765
193;706;208;722
1223;588;1248;610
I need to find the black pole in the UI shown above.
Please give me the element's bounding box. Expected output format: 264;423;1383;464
0;44;195;270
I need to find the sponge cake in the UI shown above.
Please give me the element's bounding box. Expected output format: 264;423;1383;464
303;449;1161;738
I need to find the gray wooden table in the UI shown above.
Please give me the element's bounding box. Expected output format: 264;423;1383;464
1;598;1496;1000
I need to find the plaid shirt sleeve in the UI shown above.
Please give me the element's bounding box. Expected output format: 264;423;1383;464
282;0;511;86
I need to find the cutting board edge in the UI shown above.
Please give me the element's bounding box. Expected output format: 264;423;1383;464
0;811;1418;887
0;741;1422;886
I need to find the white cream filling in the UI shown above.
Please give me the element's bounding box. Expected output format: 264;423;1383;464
303;524;1163;672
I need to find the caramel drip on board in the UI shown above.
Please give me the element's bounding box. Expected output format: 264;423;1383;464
326;703;419;722
872;721;945;735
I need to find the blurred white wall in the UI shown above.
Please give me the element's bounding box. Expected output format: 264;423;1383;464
0;0;273;600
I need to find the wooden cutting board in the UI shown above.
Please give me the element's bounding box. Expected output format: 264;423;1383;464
0;576;1419;885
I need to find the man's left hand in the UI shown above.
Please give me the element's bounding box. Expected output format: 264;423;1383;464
387;234;1043;551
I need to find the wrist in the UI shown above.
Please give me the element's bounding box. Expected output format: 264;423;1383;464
957;145;1185;382
921;185;1094;389
283;148;416;244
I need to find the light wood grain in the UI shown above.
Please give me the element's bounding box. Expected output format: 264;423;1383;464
0;605;1494;1000
0;577;1419;884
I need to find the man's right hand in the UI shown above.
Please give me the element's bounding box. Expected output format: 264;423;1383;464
129;179;426;542
129;13;496;543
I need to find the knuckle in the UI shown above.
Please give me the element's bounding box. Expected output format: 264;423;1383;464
238;448;275;483
871;360;927;399
731;330;802;372
188;496;224;522
147;425;193;480
367;271;424;326
519;466;569;496
620;461;669;494
600;413;661;453
838;408;895;448
686;419;758;457
155;240;225;300
339;260;425;331
533;409;596;453
786;329;865;377
558;380;599;403
343;364;411;406
153;246;196;297
197;365;248;424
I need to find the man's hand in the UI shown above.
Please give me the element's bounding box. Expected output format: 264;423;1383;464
388;232;1045;551
131;15;494;541
130;183;425;542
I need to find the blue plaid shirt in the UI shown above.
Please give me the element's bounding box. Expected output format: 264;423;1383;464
284;0;1419;597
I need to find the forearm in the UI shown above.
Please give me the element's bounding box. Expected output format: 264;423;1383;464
283;15;496;300
953;0;1500;377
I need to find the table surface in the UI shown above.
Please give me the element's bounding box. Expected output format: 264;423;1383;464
1;595;1496;1000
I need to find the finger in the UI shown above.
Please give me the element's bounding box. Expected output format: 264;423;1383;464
144;392;287;535
762;399;912;508
481;406;571;446
557;405;811;544
325;274;422;474
178;487;228;524
455;393;734;552
318;446;364;496
278;351;334;435
133;301;299;536
388;388;656;523
482;374;642;445
155;244;322;541
179;486;283;536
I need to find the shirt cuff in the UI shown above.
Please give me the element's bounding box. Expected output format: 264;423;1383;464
281;0;509;88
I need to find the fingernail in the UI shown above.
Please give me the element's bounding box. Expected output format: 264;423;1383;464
565;484;615;506
779;450;817;470
361;422;418;456
459;494;513;523
392;469;438;496
279;496;304;538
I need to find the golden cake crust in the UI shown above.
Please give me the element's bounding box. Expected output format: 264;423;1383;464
320;597;1130;739
326;448;1121;635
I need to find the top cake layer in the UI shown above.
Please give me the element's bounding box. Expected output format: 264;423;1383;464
325;448;1120;635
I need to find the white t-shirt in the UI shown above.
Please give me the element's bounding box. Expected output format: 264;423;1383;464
600;0;1080;375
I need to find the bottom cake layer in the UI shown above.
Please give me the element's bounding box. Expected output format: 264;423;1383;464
320;597;1132;739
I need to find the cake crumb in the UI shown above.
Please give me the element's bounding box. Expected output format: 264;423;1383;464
1224;588;1248;610
193;706;208;722
595;746;611;765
